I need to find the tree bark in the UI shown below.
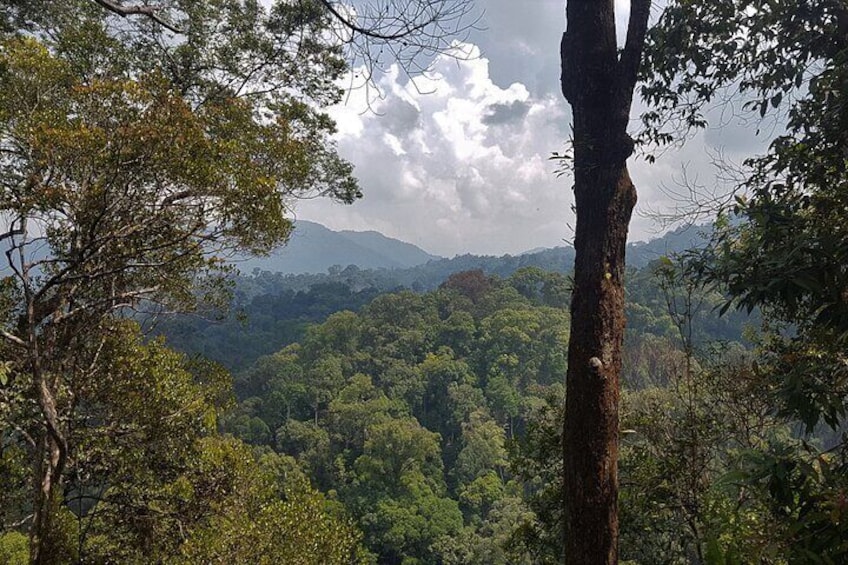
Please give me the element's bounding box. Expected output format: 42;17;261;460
28;336;68;565
18;225;69;565
560;0;650;563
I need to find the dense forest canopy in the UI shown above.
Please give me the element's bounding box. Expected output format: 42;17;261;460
212;266;765;563
0;0;467;562
1;0;848;563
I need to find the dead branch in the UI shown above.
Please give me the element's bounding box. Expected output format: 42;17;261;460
91;0;181;33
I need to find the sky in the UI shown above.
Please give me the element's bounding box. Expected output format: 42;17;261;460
294;0;769;257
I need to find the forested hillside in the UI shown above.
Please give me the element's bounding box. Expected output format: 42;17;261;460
211;266;764;563
230;220;708;276
200;257;847;563
4;0;848;562
158;224;717;372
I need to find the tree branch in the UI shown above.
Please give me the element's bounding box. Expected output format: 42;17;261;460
1;329;26;347
316;0;435;41
91;0;182;33
619;0;652;93
0;226;24;243
53;286;161;324
3;514;33;529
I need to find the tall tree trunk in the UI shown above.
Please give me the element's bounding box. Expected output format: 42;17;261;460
29;375;68;565
21;244;69;565
560;0;650;563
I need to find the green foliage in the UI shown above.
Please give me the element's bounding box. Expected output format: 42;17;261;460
199;263;772;562
57;326;363;563
640;0;848;148
0;2;363;558
156;235;742;375
220;273;578;562
508;387;565;564
0;532;28;565
168;437;364;565
643;2;848;558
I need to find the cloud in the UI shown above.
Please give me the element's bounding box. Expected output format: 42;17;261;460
297;44;575;257
482;100;530;126
293;2;777;257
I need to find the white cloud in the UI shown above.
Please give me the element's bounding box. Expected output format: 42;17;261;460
298;45;574;256
295;2;774;257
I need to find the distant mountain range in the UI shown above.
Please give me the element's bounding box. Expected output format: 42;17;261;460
1;220;711;279
160;222;721;371
233;221;712;276
233;220;441;275
627;224;711;266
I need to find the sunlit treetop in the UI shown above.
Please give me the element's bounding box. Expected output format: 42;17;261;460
0;0;364;321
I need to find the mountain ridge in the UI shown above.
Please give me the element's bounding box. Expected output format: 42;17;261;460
234;220;441;274
235;221;711;277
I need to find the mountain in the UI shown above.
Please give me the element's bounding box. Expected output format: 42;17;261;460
626;223;712;267
3;221;710;281
235;221;711;279
233;220;441;274
336;227;441;267
159;222;721;370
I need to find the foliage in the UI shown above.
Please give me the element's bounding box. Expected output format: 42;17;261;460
644;1;848;559
160;263;771;562
0;0;364;557
220;272;579;563
165;438;365;565
0;532;28;565
641;0;848;148
1;321;365;563
508;387;565;564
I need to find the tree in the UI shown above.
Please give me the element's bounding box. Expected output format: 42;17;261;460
0;1;477;560
0;24;352;560
640;1;848;559
558;0;651;562
350;417;462;563
454;409;508;485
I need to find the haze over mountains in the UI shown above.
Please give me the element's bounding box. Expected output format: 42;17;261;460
234;220;711;276
234;220;441;274
1;220;710;283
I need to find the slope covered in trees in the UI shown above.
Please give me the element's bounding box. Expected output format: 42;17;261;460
3;0;847;561
158;224;719;372
215;266;762;563
209;261;844;563
0;0;472;562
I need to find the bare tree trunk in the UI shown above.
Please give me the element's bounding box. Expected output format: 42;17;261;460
29;368;68;565
563;164;635;564
20;236;68;565
560;0;650;563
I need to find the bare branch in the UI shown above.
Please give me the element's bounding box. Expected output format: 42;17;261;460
319;0;482;104
318;0;434;41
0;226;24;244
54;286;161;324
639;150;748;229
91;0;182;33
1;329;26;347
3;514;34;529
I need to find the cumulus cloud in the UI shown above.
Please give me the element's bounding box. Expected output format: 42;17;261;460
297;44;574;256
482;100;530;126
294;2;775;256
